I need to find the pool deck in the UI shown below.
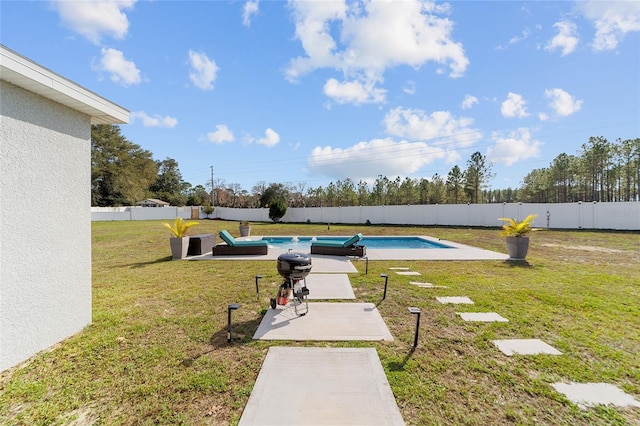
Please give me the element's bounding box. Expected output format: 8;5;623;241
188;235;509;261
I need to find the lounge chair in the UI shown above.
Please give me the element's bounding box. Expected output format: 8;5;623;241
310;233;366;257
212;229;268;255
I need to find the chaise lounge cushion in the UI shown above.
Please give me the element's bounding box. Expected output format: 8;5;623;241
310;233;365;256
212;230;268;256
310;233;363;248
218;229;268;247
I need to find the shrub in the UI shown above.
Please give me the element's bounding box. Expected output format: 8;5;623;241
268;199;287;222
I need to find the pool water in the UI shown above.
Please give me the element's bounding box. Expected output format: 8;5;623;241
261;236;453;250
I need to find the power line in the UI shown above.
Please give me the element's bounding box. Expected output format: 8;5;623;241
182;119;638;189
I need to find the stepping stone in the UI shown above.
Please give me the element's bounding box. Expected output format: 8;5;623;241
551;382;640;409
492;339;562;356
457;312;509;322
389;267;410;270
395;271;421;276
436;296;474;304
253;302;394;341
304;274;355;299
239;347;405;425
410;281;447;289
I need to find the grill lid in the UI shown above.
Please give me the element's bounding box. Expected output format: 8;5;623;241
277;252;312;279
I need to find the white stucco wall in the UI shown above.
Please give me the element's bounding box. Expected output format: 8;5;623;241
1;81;92;370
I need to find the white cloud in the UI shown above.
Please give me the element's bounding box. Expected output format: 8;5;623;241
307;138;443;179
501;92;529;118
461;95;478;109
131;112;177;128
51;0;136;44
94;48;141;86
286;0;468;102
188;50;218;90
403;80;416;95
256;128;280;147
487;128;542;166
243;0;259;26
307;106;483;179
323;78;386;104
544;88;583;117
496;28;530;50
579;1;640;51
545;21;579;56
509;28;530;45
207;125;235;144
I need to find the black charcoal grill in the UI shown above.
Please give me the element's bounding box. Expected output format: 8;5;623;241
271;252;312;315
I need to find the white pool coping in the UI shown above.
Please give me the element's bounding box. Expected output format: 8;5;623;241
188;235;509;261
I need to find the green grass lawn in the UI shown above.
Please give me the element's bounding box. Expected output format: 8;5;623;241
1;220;639;425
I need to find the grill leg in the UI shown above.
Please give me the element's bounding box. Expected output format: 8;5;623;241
293;278;309;316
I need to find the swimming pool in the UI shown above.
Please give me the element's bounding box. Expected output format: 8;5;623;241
261;236;453;250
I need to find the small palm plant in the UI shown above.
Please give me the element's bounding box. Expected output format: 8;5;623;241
498;214;538;260
498;214;539;237
163;217;199;238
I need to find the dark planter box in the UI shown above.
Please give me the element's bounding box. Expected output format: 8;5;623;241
187;234;216;255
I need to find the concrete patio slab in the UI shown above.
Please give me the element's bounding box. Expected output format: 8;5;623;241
410;281;448;289
436;296;474;304
457;312;509;322
304;274;355;299
493;339;562;356
253;303;394;341
239;347;405;425
551;382;640;409
188;236;509;261
190;251;358;273
310;256;358;273
395;271;421;276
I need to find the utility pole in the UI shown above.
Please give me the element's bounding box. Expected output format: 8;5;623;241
210;165;215;206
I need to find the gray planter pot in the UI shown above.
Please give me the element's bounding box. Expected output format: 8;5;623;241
169;236;190;260
505;236;530;260
239;225;251;237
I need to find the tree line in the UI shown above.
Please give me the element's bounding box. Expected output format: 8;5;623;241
91;125;209;207
91;125;639;207
518;136;640;203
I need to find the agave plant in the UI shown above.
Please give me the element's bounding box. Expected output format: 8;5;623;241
498;214;539;237
163;217;199;238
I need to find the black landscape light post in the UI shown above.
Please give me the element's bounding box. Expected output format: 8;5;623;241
227;303;240;343
381;274;389;300
255;275;263;300
408;307;421;349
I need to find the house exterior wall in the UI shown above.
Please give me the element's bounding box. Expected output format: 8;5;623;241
0;81;92;371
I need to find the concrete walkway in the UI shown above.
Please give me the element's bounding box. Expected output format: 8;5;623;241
253;302;393;341
239;347;405;426
305;274;355;299
242;267;404;424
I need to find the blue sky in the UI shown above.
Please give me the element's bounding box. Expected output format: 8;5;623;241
2;0;639;193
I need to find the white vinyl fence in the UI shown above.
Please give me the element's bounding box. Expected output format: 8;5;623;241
91;202;640;230
91;206;195;221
